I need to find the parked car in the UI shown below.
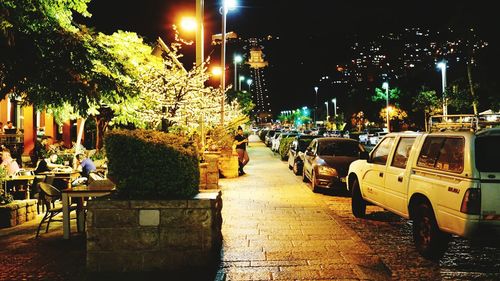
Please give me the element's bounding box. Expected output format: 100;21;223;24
368;131;388;145
302;137;366;193
271;132;282;152
265;130;279;146
287;135;319;175
347;121;500;259
359;128;384;145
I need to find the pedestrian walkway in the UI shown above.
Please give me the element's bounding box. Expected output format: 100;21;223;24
216;136;391;280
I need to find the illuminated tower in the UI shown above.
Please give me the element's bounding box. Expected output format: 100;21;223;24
246;39;272;123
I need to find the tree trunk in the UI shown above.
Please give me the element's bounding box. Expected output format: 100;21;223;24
467;62;478;115
95;116;108;151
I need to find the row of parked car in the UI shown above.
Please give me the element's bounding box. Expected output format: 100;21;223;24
259;114;500;260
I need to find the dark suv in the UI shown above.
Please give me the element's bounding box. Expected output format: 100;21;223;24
302;137;366;193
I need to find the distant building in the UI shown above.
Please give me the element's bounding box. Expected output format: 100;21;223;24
246;39;272;123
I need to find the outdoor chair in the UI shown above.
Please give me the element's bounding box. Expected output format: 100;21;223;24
35;182;77;238
31;175;46;214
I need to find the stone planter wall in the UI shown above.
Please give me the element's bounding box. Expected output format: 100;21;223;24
86;190;223;272
201;153;219;189
218;151;239;178
0;199;38;228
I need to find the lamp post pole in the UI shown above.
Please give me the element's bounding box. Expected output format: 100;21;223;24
247;78;252;91
324;102;329;121
239;75;244;91
331;98;337;118
234;55;242;91
437;61;447;116
314;86;318;126
382;82;390;132
195;0;204;66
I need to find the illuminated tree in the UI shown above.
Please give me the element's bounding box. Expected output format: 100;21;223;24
412;89;441;131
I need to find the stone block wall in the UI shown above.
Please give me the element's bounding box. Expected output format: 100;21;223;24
200;153;219;190
0;199;38;228
86;190;223;272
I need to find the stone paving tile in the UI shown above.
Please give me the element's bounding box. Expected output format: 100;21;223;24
217;140;391;281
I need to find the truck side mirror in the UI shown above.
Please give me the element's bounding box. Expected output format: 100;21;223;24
360;151;369;160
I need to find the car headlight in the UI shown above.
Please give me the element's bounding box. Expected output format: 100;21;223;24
317;166;338;176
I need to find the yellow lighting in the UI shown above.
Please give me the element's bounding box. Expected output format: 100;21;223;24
180;17;197;32
211;66;222;76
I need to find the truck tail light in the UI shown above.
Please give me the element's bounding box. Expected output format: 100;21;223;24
460;188;481;215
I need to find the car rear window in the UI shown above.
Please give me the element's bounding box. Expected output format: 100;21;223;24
475;135;500;172
298;138;315;151
318;141;361;157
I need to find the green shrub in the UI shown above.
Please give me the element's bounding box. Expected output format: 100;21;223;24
278;137;295;161
104;129;199;199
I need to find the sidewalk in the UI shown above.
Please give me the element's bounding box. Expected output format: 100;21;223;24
216;136;391;280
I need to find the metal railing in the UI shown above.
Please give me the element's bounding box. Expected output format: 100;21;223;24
429;114;500;132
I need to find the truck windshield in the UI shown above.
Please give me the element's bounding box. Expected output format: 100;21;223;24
476;135;500;172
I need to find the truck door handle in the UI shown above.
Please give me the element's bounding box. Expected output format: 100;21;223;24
379;172;384;177
398;176;403;182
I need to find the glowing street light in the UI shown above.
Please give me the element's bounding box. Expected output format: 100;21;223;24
324;101;329;121
220;0;238;124
233;55;243;91
437;61;447;116
382;82;390;132
313;86;318;125
180;17;197;32
238;75;245;91
246;78;253;91
331;98;337;118
211;66;222;76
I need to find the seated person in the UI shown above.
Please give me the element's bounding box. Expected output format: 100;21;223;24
1;150;20;176
34;153;66;174
76;153;96;178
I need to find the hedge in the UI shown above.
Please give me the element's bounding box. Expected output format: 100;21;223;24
278;137;295;161
104;129;199;199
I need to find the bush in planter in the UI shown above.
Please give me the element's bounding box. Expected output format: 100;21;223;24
278;137;294;161
104;129;199;199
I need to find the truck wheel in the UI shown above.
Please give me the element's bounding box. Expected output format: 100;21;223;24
351;178;366;218
412;201;450;260
311;171;319;193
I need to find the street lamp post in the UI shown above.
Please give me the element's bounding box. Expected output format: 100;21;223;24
239;75;245;91
324;101;329;121
246;78;253;91
233;55;242;91
437;61;447;116
331;98;337;118
220;0;237;125
382;82;390;132
314;86;318;126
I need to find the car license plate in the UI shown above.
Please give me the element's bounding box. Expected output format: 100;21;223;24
340;177;346;183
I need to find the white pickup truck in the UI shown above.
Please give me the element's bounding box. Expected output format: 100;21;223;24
347;128;500;259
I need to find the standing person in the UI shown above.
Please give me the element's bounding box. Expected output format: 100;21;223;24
234;126;249;176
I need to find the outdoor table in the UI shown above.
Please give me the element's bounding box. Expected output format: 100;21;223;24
2;175;36;199
61;184;115;239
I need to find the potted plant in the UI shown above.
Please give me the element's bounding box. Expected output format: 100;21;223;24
86;129;222;273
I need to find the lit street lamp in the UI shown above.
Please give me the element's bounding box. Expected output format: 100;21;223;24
331;98;337;118
246;78;253;91
220;0;237;124
437;61;447;116
324;101;329;121
239;75;245;90
314;86;318;126
234;55;242;91
382;82;390;132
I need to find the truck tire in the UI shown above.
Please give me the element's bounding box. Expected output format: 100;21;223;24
412;201;450;260
351;178;366;218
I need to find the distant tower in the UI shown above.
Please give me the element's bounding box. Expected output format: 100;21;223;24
246;39;272;123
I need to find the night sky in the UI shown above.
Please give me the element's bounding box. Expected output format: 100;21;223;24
80;0;499;114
